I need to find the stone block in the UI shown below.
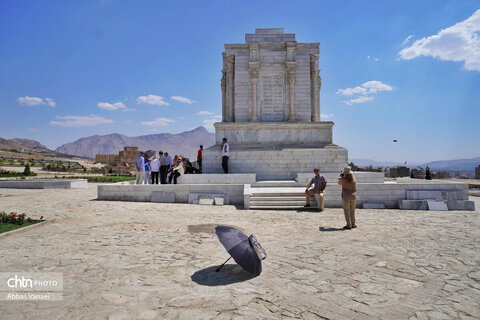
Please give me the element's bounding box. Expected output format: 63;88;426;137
214;197;224;206
188;192;229;205
362;202;386;209
444;191;458;210
151;191;175;203
457;200;476;211
427;201;448;211
399;200;428;210
199;198;214;205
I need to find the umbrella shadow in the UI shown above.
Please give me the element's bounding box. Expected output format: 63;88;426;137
319;226;344;232
191;264;258;286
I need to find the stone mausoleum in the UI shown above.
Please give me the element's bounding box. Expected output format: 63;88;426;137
203;28;347;180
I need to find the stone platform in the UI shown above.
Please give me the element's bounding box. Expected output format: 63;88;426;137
97;174;475;211
0;179;87;189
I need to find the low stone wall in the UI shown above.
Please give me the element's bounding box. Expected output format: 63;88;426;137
0;179;88;189
97;184;244;205
296;172;384;185
177;174;256;185
320;182;469;209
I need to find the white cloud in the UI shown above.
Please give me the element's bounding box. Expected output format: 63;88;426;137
202;115;222;131
399;9;480;72
345;96;375;105
337;80;394;105
321;113;334;119
373;58;379;62
50;115;114;127
17;96;56;107
141;117;175;126
44;98;56;107
402;35;414;45
337;81;394;96
136;95;170;106
171;96;196;104
97;101;126;110
197;110;214;116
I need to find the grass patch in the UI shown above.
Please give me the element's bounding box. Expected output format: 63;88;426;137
0;221;40;234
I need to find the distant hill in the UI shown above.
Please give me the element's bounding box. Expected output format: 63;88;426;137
0;137;80;158
349;158;402;168
419;157;480;170
55;126;215;159
349;157;480;171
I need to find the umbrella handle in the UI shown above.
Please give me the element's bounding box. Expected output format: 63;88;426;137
216;256;232;272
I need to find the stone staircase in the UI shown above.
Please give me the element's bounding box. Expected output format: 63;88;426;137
249;185;320;210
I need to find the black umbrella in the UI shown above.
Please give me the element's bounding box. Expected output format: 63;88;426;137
215;226;266;276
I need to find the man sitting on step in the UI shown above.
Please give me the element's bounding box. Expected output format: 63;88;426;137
304;168;327;211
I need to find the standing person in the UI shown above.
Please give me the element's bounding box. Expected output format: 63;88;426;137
197;145;203;172
135;152;146;184
150;155;160;184
169;156;185;184
144;160;151;185
159;151;168;184
304;168;327;211
165;152;173;169
338;166;357;230
221;138;229;174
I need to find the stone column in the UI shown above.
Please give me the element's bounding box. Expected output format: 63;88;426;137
221;72;226;122
248;62;260;121
310;54;320;122
286;61;296;122
318;70;322;121
226;54;235;122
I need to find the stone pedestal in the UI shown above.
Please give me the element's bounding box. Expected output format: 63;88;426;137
203;122;347;180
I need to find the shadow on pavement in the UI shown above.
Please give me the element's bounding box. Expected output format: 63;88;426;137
319;227;344;232
191;264;257;286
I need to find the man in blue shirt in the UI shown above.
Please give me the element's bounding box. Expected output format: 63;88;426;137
135;152;146;184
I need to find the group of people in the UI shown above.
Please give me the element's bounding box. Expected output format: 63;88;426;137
304;166;357;230
134;146;204;185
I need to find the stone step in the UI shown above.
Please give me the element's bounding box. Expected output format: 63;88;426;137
249;205;310;210
250;195;306;200
252;180;301;187
250;200;308;206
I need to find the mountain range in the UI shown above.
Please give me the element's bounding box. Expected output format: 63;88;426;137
1;130;478;170
350;157;480;170
55;126;215;159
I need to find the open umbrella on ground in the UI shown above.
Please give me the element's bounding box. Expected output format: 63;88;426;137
215;226;266;276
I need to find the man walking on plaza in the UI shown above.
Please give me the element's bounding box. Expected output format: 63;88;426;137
135;152;146;184
159;151;168;184
222;138;229;174
304;168;327;211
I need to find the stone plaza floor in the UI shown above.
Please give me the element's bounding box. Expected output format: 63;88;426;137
0;184;479;319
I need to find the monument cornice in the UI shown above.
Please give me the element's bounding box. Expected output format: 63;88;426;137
214;121;334;130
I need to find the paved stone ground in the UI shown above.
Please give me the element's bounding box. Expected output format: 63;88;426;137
0;185;479;319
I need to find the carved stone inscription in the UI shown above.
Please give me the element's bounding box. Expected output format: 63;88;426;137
262;75;284;121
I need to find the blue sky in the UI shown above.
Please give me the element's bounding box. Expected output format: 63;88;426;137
0;0;479;163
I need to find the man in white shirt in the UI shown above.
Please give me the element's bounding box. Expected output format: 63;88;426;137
221;137;229;174
150;155;160;184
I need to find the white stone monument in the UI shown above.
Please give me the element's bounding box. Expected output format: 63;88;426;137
203;28;347;180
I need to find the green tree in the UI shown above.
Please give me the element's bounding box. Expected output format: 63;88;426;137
348;162;358;171
425;166;432;180
23;163;32;176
